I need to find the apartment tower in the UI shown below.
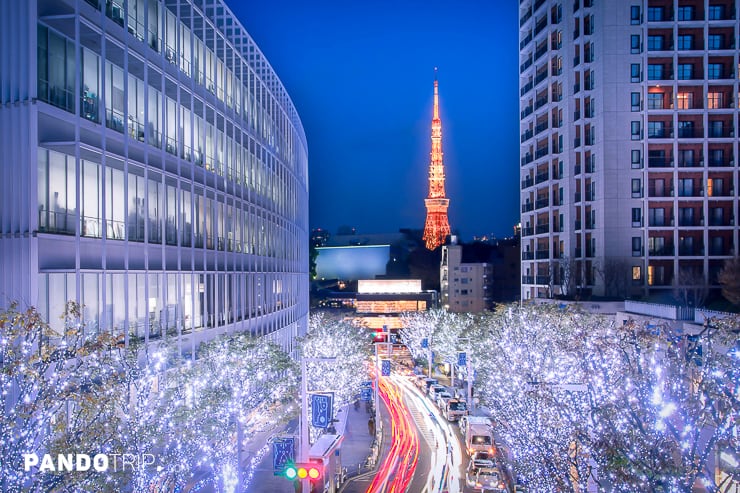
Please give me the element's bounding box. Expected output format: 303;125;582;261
0;0;309;352
519;0;739;300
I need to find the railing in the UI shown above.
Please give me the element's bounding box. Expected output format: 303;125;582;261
534;122;548;135
521;177;534;189
535;249;550;259
522;226;534;236
535;146;549;158
536;223;550;234
521;154;534;166
625;300;695;321
520;57;533;73
534;17;547;36
522;276;535;284
521;105;534;119
521;129;534;142
522;251;535;260
535;70;548;86
520;8;533;26
534;43;548;61
648;157;673;168
677;126;703;138
708;157;734;167
106;108;125;133
648;126;674;139
648;245;675;256
535;197;549;209
38;209;76;235
708;126;734;138
534;96;549;110
520;32;533;49
694;308;736;324
535;171;549;184
521;81;534;96
536;275;550;284
522;202;534;212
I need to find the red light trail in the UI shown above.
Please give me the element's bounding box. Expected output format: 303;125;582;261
365;376;420;493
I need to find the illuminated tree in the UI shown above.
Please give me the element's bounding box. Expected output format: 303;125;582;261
300;313;372;438
718;256;740;306
400;308;474;370
0;302;122;492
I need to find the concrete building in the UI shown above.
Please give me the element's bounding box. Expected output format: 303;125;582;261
518;0;739;301
441;237;494;313
0;0;309;352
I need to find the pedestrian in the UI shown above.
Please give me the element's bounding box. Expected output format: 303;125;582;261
368;417;375;436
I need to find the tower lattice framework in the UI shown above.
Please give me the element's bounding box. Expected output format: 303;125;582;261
422;70;451;250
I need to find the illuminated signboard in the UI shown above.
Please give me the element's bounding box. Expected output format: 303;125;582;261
355;300;427;313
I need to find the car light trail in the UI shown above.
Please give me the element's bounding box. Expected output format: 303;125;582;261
366;375;420;493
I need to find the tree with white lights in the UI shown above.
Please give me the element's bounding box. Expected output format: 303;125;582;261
300;313;372;438
400;308;475;372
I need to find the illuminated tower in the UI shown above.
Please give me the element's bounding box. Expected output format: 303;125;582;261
423;69;452;250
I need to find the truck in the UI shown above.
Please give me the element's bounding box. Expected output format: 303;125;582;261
442;398;468;422
464;422;496;457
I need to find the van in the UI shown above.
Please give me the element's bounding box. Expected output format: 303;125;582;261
443;398;468;422
422;378;438;393
464;423;496;457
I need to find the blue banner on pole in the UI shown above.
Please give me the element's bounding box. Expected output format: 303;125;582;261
361;388;372;401
311;393;333;428
390;333;397;344
272;437;295;474
458;351;467;367
421;338;428;349
381;359;391;376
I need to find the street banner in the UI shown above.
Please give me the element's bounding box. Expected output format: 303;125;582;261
272;437;295;474
311;393;334;428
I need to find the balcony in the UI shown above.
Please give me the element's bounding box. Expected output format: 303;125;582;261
649;245;675;256
648;156;674;168
534;95;549;110
520;80;534;96
522;202;534;213
521;154;534;166
520;57;534;74
536;223;550;234
521;105;534;119
535;121;549;135
522;226;534;236
677;126;703;138
575;192;582;202
708;156;734;167
535;249;550;259
678;245;704;256
520;8;533;26
708;126;734;138
534;43;548;61
534;16;548;36
536;275;550;284
521;177;534;189
522;251;535;260
648;126;674;139
535;171;549;184
535;146;549;159
521;129;534;142
535;197;549;209
522;275;535;284
520;32;533;49
534;70;548;86
575;219;582;230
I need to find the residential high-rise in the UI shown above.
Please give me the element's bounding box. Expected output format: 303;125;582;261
0;0;309;352
423;70;452;250
519;0;739;301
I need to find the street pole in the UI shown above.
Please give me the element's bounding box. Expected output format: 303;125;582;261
428;335;433;378
467;353;473;413
300;356;336;493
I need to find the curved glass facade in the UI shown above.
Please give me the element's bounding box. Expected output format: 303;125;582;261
0;0;309;351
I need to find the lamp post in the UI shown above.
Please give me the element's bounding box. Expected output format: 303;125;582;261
374;325;392;419
300;356;336;493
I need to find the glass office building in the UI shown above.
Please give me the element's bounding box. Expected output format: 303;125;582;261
0;0;309;353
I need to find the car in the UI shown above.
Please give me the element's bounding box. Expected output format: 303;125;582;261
428;384;445;399
465;462;506;492
470;451;496;468
459;415;493;436
435;391;453;408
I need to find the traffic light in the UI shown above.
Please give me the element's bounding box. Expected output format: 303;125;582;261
282;461;323;482
372;328;385;342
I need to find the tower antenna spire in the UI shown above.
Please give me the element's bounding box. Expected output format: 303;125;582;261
422;70;451;250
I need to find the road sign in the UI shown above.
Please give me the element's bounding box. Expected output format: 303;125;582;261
381;359;391;376
390;333;398;344
421;338;428;349
273;437;295;475
361;388;372;401
458;351;467;367
311;393;333;428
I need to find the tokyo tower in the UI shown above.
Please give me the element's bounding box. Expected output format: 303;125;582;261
422;69;451;250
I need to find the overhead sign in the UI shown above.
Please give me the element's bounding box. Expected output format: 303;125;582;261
311;393;334;428
272;437;295;475
361;381;373;401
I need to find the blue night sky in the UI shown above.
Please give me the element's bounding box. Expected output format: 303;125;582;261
229;1;519;239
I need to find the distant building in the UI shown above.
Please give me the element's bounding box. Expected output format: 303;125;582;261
354;279;437;331
441;237;494;312
441;236;521;312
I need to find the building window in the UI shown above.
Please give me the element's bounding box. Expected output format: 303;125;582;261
632;266;642;280
631;121;641;140
632;237;642;256
631;92;641;111
707;92;723;109
647;121;666;138
677;35;693;50
37;24;76;113
630;5;641;24
647;6;664;21
630;35;641;53
647;35;664;51
677;92;693;109
647;93;663;110
708;5;725;20
677;6;694;21
677;64;693;80
632;207;642;227
632;178;642;197
707;63;722;80
708;34;723;50
631;63;641;82
631;149;642;168
647;64;664;80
